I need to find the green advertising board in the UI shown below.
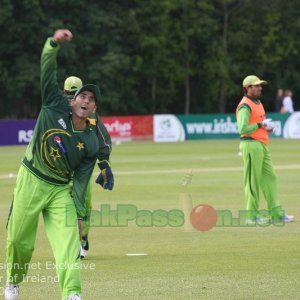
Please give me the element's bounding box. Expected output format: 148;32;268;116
177;113;292;140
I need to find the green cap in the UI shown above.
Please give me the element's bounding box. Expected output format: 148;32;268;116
243;75;267;87
74;84;101;103
64;76;83;93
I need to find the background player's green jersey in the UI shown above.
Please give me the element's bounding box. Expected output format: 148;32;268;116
88;112;112;162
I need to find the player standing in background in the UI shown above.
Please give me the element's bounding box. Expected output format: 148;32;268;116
274;88;284;112
235;75;294;225
281;89;294;114
5;29;101;300
63;76;114;259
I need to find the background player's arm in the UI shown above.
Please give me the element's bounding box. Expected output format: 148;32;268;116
93;113;114;190
95;113;112;161
237;105;260;135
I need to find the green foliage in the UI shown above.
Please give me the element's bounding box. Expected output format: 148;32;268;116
1;0;300;117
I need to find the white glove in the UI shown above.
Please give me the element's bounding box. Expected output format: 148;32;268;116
261;118;275;131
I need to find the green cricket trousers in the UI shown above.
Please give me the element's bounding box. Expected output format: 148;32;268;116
6;165;81;299
240;140;284;220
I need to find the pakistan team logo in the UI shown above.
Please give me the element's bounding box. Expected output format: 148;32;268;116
40;129;71;175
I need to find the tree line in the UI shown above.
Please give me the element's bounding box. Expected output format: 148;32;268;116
1;0;300;118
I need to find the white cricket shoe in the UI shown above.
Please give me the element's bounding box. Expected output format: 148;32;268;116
67;294;82;300
4;283;20;300
272;214;295;223
281;214;295;223
80;244;86;259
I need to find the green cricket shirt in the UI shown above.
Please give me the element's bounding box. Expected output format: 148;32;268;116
23;37;99;218
89;112;112;162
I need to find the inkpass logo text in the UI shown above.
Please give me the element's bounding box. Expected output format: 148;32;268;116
66;204;184;228
65;204;287;231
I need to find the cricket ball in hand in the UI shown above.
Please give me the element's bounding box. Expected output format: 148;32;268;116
190;204;217;231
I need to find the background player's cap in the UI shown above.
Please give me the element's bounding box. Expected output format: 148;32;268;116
64;76;83;94
243;75;267;87
74;84;101;103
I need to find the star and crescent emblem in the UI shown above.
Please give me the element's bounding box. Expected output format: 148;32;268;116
40;129;86;176
40;129;71;174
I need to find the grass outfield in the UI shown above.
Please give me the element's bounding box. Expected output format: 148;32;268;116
0;139;299;299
